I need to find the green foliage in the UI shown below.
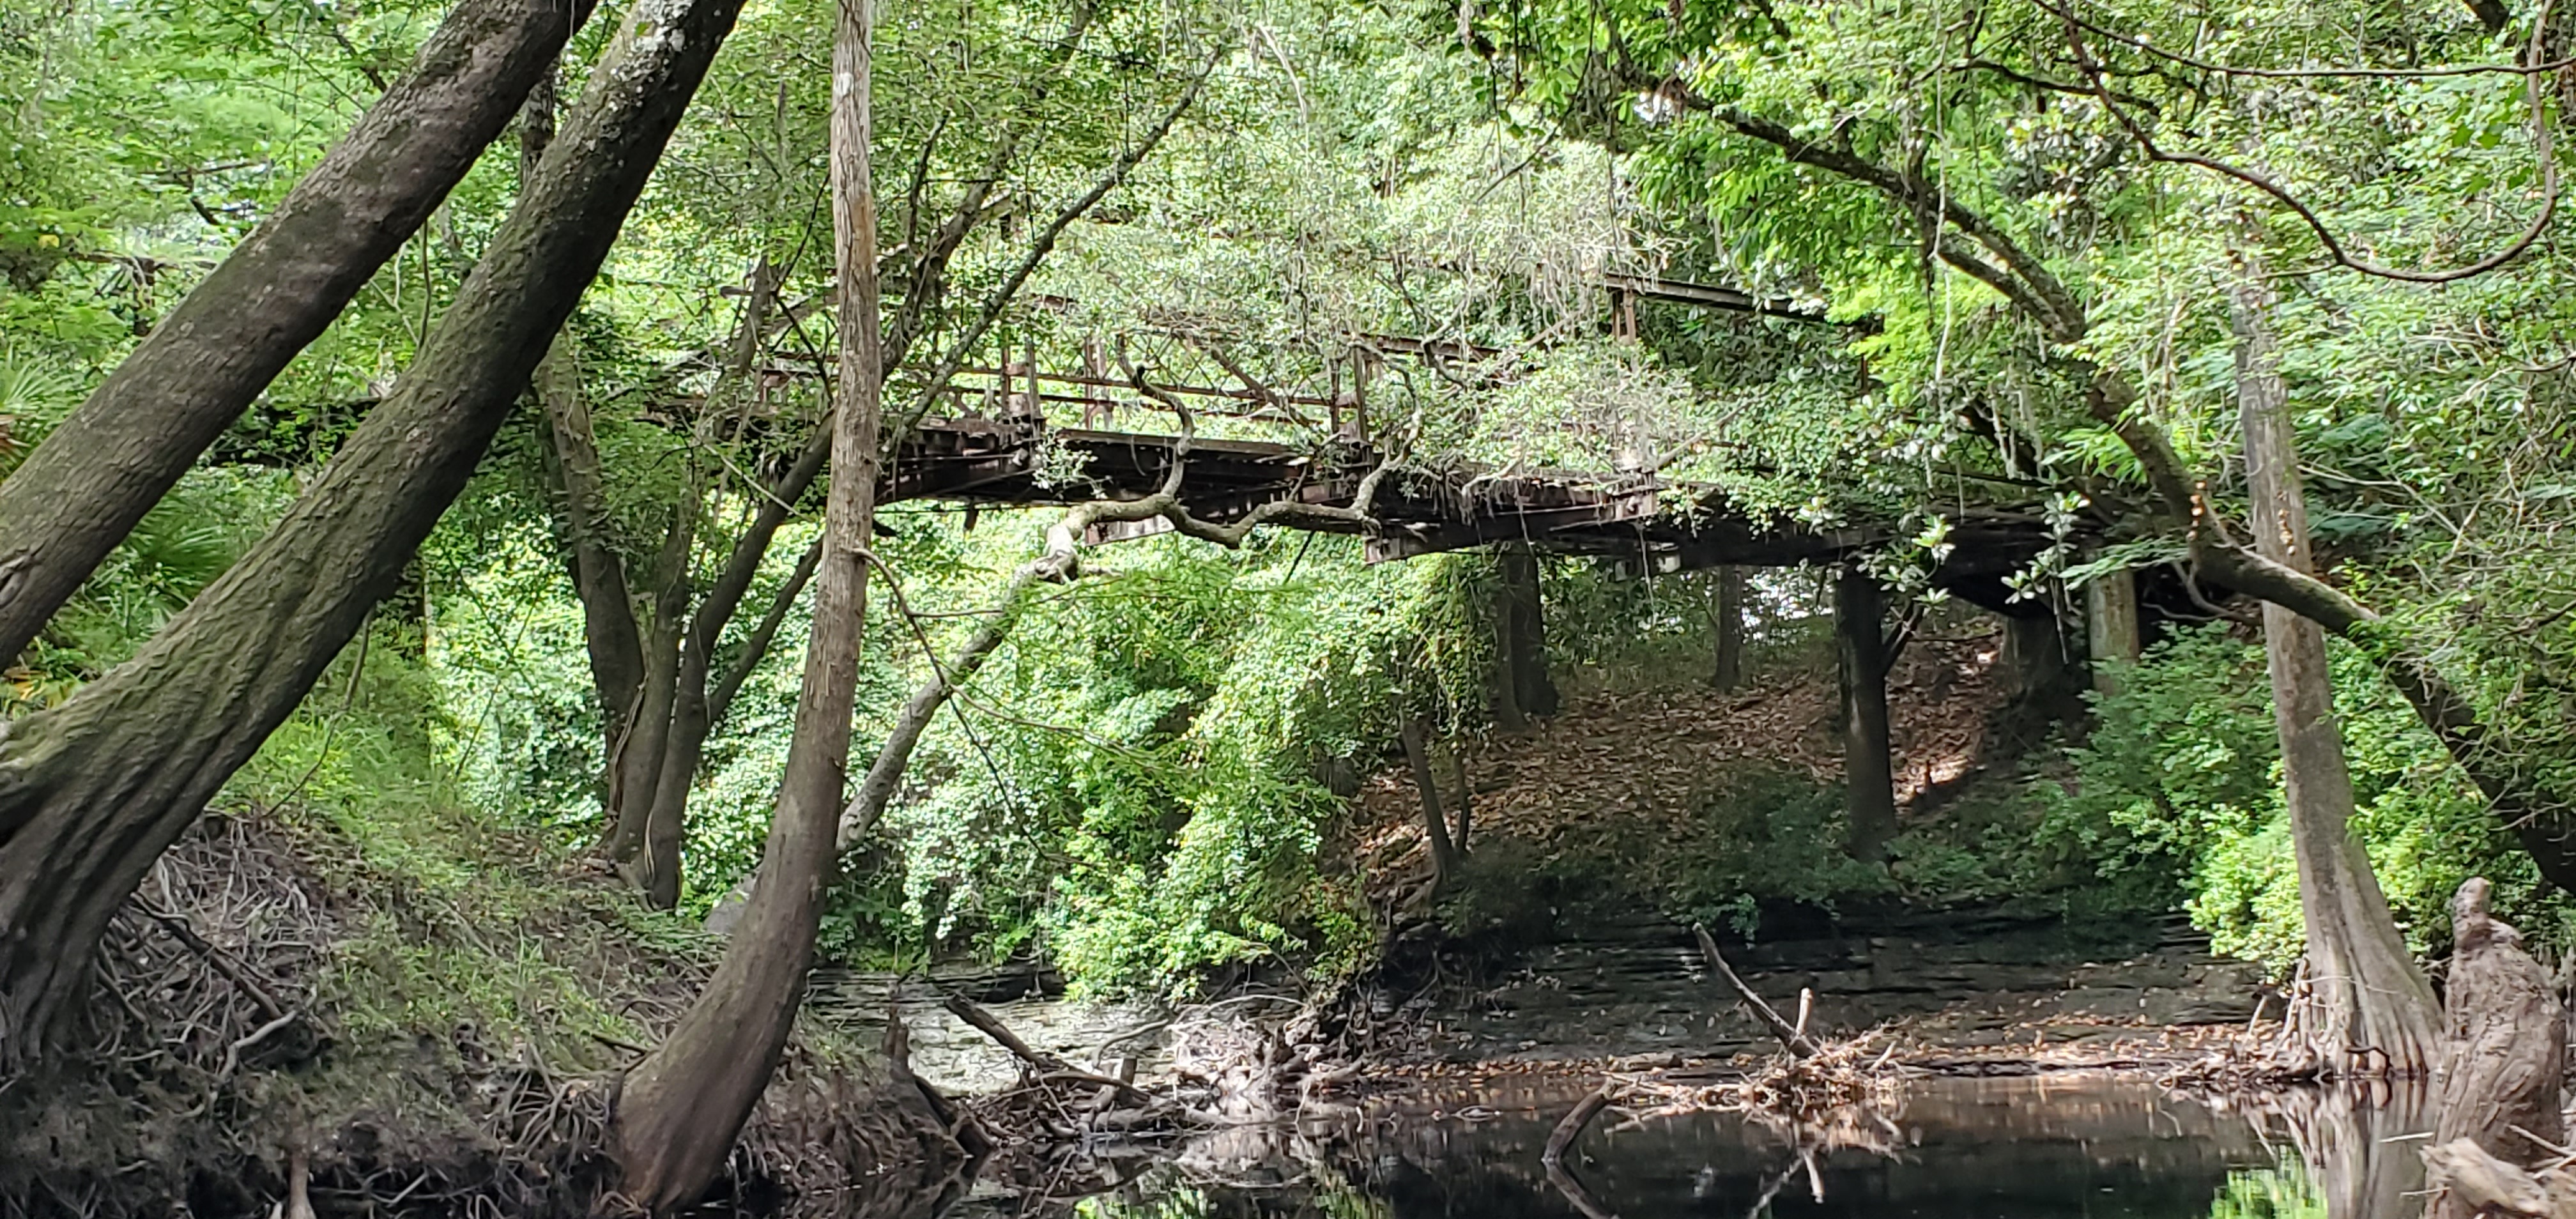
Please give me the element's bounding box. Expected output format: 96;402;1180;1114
2207;1161;2326;1219
2043;625;2563;972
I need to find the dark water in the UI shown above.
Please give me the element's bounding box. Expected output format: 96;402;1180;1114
953;1075;2435;1219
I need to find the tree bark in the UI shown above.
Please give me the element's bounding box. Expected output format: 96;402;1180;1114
0;0;745;1068
1400;717;1460;892
1836;565;1897;862
608;0;882;1202
2430;877;2564;1219
2234;256;2441;1077
2085;569;2141;698
0;0;592;663
1711;565;1747;691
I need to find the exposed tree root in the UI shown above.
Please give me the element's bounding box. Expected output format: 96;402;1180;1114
0;809;962;1218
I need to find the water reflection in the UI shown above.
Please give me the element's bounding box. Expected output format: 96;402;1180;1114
935;1075;2435;1219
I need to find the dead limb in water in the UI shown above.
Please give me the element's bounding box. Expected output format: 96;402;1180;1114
1543;1084;1620;1219
2424;1138;2576;1218
939;991;1154;1105
1693;924;1821;1058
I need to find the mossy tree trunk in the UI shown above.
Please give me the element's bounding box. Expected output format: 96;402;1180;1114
0;0;745;1070
1836;565;1897;862
0;0;590;664
2234;252;2439;1077
608;0;884;1200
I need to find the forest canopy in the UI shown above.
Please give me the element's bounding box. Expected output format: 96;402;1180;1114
4;0;2575;1206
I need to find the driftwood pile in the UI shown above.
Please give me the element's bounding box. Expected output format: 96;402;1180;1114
1538;925;1908;1217
933;988;1362;1199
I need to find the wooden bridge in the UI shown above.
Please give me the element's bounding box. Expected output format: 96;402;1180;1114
880;341;2066;610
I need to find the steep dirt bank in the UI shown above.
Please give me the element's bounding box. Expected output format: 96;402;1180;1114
1309;629;2274;1075
0;807;962;1218
1353;631;2008;863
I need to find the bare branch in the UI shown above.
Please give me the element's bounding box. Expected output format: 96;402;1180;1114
2055;0;2559;285
2035;0;2572;79
902;54;1217;435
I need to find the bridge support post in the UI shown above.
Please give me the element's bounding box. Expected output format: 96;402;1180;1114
1836;566;1897;863
1709;566;1746;691
1492;542;1558;730
2084;570;2140;697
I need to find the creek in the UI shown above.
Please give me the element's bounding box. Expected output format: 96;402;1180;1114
924;1073;2428;1218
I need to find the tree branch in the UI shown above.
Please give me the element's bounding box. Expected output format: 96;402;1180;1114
2055;0;2559;285
901;55;1216;435
707;532;823;726
886;1;1098;367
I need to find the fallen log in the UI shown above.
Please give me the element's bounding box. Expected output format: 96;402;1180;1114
942;991;1157;1106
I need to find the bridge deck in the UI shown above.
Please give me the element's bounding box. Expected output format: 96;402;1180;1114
884;413;2055;608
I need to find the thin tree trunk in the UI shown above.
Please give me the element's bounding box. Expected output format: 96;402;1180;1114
1400;717;1459;891
623;265;783;908
1836;565;1897;862
1711;565;1746;691
2234;252;2440;1077
0;0;745;1068
707;535;824;726
1445;739;1473;852
522;65;648;781
609;0;882;1201
0;0;592;664
602;512;691;865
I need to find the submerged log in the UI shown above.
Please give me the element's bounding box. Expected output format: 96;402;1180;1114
2427;877;2568;1219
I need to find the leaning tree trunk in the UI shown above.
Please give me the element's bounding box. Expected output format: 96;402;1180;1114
523;65;647;783
2428;877;2564;1219
1399;717;1460;893
1836;565;1898;862
608;1;884;1204
2234;252;2441;1077
0;0;746;1069
0;0;592;664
